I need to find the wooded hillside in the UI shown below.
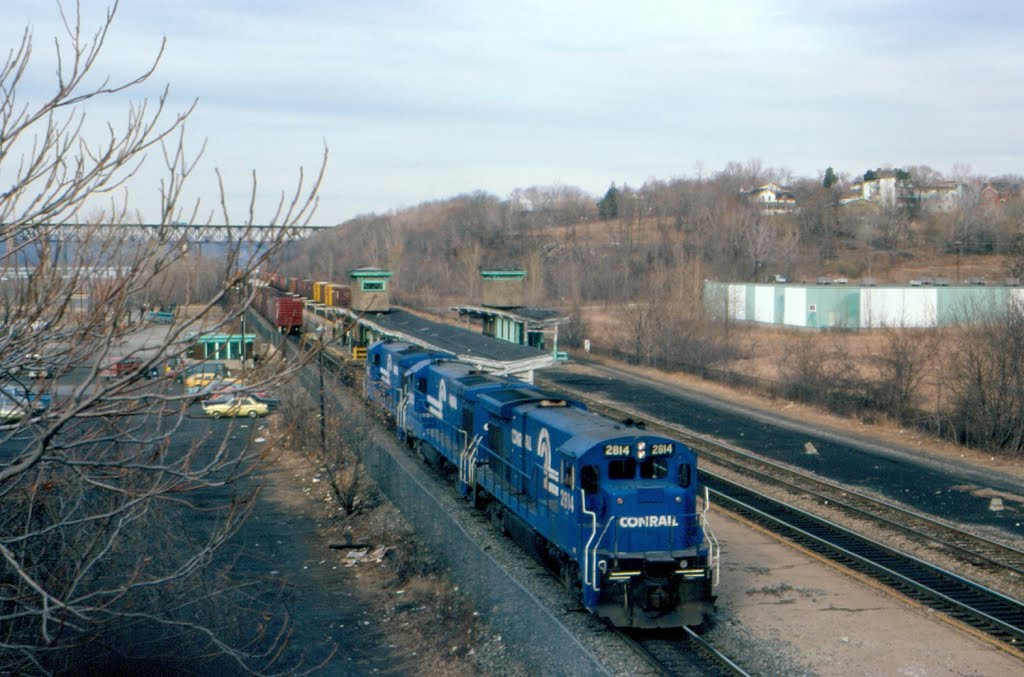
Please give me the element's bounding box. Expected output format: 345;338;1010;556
282;163;1024;309
278;163;1024;456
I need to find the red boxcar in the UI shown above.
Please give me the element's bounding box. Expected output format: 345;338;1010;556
255;286;304;334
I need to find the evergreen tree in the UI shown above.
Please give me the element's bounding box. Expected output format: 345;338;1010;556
823;166;838;189
598;184;620;219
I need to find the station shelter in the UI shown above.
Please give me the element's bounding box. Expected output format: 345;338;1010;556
188;333;255;361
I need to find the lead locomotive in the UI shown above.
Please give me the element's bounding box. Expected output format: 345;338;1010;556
365;340;718;628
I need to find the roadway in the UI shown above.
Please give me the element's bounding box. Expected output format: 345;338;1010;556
0;372;397;674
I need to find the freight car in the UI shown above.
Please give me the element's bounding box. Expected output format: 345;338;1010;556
364;340;719;629
254;285;304;334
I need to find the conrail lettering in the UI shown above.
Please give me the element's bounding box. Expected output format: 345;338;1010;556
618;515;680;528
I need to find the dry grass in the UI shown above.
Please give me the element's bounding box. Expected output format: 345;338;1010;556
261;418;491;675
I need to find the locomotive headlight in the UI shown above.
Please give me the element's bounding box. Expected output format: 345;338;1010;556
637;441;646;460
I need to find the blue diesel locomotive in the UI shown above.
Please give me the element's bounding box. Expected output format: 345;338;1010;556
364;340;719;629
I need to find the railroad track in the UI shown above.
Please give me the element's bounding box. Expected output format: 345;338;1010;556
693;440;1024;585
620;628;750;676
537;373;1024;652
708;474;1024;649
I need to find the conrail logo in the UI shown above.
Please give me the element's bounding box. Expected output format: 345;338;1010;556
619;515;679;528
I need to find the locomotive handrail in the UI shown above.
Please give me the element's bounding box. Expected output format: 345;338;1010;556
592;519;614;593
460;433;481;492
397;390;410;439
468;437;480;489
458;429;469;488
702;486;721;586
581;488;598;588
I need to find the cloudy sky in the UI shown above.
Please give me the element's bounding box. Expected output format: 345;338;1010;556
4;1;1023;225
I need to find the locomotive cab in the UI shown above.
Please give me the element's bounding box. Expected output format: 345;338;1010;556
573;436;718;628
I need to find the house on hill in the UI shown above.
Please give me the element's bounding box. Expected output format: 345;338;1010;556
841;170;963;212
980;181;1023;206
740;183;798;214
845;170;907;209
917;181;962;211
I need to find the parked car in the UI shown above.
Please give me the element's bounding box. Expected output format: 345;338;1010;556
100;356;146;380
0;391;28;422
145;310;174;324
1;385;50;413
180;362;229;384
202;395;269;419
186;374;241;394
206;387;280;411
20;354;55;379
189;377;243;398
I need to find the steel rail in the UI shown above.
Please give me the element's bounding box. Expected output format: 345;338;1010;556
616;628;751;677
706;474;1024;648
695;442;1024;578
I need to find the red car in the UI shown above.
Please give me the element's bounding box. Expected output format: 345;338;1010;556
101;356;146;380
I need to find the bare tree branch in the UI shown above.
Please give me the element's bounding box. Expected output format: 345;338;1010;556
0;3;328;673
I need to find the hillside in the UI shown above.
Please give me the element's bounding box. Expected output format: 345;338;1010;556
276;170;1024;457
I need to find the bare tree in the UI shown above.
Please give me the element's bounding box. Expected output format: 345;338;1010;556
0;3;326;673
869;326;936;422
946;301;1024;454
278;361;377;519
777;331;865;414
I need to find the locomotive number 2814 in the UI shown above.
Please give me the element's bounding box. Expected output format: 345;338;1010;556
603;443;630;456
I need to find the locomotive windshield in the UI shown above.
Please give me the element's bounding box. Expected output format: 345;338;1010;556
639;457;669;479
608;458;636;479
598;457;688;484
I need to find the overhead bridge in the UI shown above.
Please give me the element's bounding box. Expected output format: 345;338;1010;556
19;222;333;243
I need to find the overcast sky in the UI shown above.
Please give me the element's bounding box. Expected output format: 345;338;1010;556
5;1;1024;225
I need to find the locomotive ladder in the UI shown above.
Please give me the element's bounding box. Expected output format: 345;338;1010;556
458;434;482;494
396;390;410;440
580;489;613;593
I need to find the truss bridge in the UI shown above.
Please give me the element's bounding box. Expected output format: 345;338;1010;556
16;222;332;243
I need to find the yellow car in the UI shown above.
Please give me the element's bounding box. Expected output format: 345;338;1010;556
185;374;241;392
202;395;269;419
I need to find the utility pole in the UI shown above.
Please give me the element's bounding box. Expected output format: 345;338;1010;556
240;304;246;377
318;334;327;456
